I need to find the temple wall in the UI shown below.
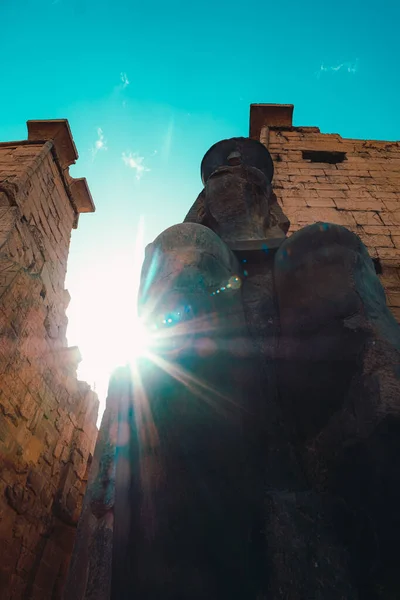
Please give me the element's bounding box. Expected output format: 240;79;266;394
251;109;400;323
0;129;98;599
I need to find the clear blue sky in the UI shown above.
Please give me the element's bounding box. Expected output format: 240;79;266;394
1;0;399;412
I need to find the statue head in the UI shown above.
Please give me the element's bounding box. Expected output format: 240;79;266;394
200;136;274;185
185;137;289;245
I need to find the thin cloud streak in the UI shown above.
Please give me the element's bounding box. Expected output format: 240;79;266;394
316;58;359;78
91;127;107;161
120;72;130;88
122;152;150;180
161;117;174;164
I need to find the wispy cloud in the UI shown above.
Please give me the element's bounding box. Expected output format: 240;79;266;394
161;117;174;164
122;152;150;180
120;72;130;88
316;58;359;78
91;127;107;160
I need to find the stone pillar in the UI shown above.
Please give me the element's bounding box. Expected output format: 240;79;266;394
0;120;98;599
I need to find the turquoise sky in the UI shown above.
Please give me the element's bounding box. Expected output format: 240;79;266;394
1;0;399;412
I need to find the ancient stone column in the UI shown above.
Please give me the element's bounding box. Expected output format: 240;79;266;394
0;120;98;600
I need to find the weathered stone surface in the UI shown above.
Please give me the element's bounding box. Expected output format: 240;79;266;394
68;107;400;600
264;107;400;322
265;491;355;599
63;373;121;600
0;124;98;599
111;223;263;598
274;222;400;596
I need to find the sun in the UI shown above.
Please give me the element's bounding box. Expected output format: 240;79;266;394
66;217;148;422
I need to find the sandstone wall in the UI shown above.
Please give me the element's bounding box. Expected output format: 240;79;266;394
0;127;98;599
251;106;400;322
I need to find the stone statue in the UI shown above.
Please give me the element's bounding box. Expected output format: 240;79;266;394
64;138;400;599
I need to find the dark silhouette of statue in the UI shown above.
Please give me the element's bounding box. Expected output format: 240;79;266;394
65;138;400;599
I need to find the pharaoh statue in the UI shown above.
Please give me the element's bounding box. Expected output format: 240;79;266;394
64;138;400;599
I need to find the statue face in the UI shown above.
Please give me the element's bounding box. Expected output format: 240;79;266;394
199;138;276;242
184;136;290;241
203;164;273;240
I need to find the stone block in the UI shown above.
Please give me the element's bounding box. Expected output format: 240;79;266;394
12;516;33;547
0;207;18;249
33;557;59;596
0;537;22;587
384;200;400;211
288;175;318;183
9;573;27;599
282;188;318;198
27;469;46;496
390;306;400;322
41;483;55;511
377;247;400;260
66;486;80;515
361;225;389;235
0;415;15;450
5;483;35;515
70;448;87;479
318;188;347;198
0;393;19;427
336;198;385;211
18;391;38;423
317;181;350;191
288;207;357;227
306;197;336;207
27;405;43;434
386;291;400;307
16;545;36;575
53;438;64;460
382;210;400;227
72;430;92;463
24;435;43;464
353;211;384;226
359;234;394;248
281;197;308;207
